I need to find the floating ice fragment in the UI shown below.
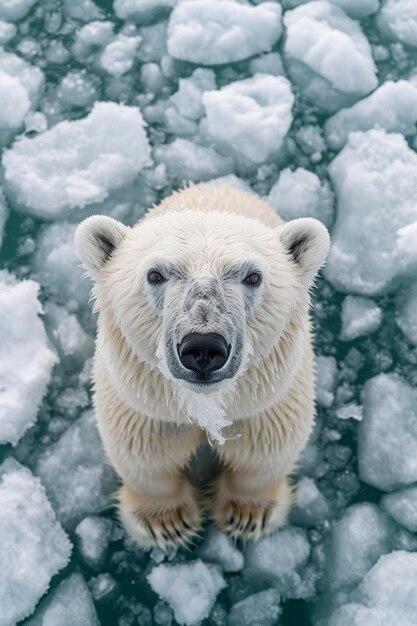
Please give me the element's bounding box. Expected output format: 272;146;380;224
396;282;417;345
378;0;417;48
154;139;233;184
268;167;333;227
340;296;382;340
3;102;151;219
35;410;116;529
0;0;38;21
168;1;282;65
147;560;226;626
325;81;417;150
284;1;377;112
0;271;57;446
316;355;337;408
197;530;244;573
0;459;71;626
25;572;98;626
75;515;114;569
100;34;142;77
203;75;294;167
382;486;417;533
115;0;178;22
228;589;281;626
324;130;417;295
358;374;417;491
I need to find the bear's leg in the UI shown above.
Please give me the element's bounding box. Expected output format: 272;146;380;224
118;472;203;550
210;467;295;541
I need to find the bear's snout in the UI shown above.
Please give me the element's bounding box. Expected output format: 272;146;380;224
178;333;230;379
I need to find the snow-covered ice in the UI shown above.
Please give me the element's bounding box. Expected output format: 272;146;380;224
3;102;151;219
381;486;417;533
324;130;417;295
167;1;282;65
35;410;116;529
0;271;57;446
340;296;382;341
325;81;417;150
358;374;417;491
0;459;71;626
378;0;417;47
228;589;281;626
26;572;99;626
284;1;378;112
203;75;294;167
268;167;333;226
1;0;416;623
147;560;226;626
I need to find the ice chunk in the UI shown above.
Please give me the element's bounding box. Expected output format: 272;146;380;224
293;477;330;526
154;139;233;184
358;374;417;491
0;0;38;21
25;573;98;626
0;49;44;109
75;515;113;568
63;0;102;21
328;551;417;626
89;573;116;601
284;2;377;112
378;0;417;48
329;0;380;18
197;530;243;573
316;355;337;408
340;296;382;341
115;0;178;22
0;271;57;446
268;167;333;226
45;303;93;358
324;130;417;295
203;75;294;166
325;81;417;150
249;52;284;77
326;503;394;591
396;282;417;345
167;1;282;65
170;69;216;121
0;71;30;131
72;21;114;61
35;410;116;529
381;486;417;533
228;589;281;626
3;102;151;219
147;560;226;626
33;222;91;311
336;402;363;421
0;21;16;45
0;459;71;626
245;527;312;598
57;71;99;111
100;34;142;77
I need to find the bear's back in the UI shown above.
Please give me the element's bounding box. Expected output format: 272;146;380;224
147;184;284;229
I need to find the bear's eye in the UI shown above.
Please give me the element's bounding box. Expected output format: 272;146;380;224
147;270;165;284
244;272;262;286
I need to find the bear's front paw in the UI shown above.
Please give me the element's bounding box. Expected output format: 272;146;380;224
211;477;294;541
118;483;202;550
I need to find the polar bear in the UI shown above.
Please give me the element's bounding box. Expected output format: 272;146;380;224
75;184;329;549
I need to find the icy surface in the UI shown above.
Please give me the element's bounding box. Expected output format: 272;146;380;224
325;80;417;150
3;102;151;219
340;296;382;340
0;459;71;626
167;1;282;65
359;374;417;491
203;75;294;167
0;271;57;445
378;0;417;47
268;167;333;226
0;1;416;623
26;572;98;626
147;560;226;626
35;410;116;529
284;1;377;112
324;130;417;295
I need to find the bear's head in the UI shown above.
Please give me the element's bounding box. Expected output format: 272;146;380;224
75;207;329;400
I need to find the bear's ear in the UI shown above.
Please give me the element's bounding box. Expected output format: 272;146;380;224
278;218;330;286
75;215;129;279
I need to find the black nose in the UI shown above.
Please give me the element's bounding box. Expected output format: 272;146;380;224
178;333;229;376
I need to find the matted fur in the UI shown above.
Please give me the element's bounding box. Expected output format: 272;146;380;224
75;184;329;548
